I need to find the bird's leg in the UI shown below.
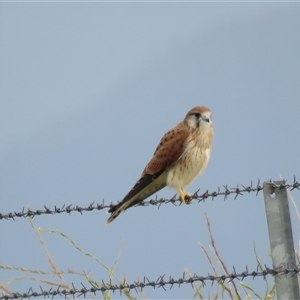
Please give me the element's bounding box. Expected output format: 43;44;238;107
179;188;192;204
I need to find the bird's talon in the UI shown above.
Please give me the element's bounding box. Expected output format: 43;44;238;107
179;191;192;204
184;193;193;204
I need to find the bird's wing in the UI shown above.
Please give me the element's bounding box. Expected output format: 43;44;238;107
106;123;189;224
143;123;189;175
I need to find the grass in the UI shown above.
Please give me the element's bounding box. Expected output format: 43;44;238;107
194;214;276;300
0;213;139;300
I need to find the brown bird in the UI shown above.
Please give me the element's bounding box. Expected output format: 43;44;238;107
106;106;213;224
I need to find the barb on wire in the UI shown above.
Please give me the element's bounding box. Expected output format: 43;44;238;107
1;265;300;299
1;177;299;221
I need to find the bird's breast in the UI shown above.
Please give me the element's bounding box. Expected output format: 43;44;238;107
166;136;211;188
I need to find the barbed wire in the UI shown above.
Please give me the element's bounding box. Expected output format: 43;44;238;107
1;177;299;221
1;265;300;299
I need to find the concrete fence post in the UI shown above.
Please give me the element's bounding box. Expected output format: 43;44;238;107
263;180;300;300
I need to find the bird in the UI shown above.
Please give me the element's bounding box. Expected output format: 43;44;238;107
106;106;213;224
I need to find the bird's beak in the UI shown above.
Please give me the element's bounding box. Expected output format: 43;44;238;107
202;116;210;123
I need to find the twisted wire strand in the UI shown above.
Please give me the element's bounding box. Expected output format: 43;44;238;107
1;177;299;221
1;265;299;299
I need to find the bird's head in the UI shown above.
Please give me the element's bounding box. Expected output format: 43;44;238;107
184;106;212;130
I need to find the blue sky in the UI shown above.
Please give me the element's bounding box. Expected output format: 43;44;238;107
1;2;300;299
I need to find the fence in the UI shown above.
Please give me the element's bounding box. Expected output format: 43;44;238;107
1;178;300;299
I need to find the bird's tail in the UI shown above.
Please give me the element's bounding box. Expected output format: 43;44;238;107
105;175;167;224
105;201;131;225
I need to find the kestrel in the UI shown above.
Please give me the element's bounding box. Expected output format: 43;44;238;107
106;106;213;224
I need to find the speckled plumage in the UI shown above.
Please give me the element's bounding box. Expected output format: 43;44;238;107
106;106;213;224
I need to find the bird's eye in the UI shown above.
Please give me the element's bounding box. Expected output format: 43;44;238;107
194;113;201;118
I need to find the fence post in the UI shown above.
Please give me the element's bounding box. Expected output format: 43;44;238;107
263;180;300;300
